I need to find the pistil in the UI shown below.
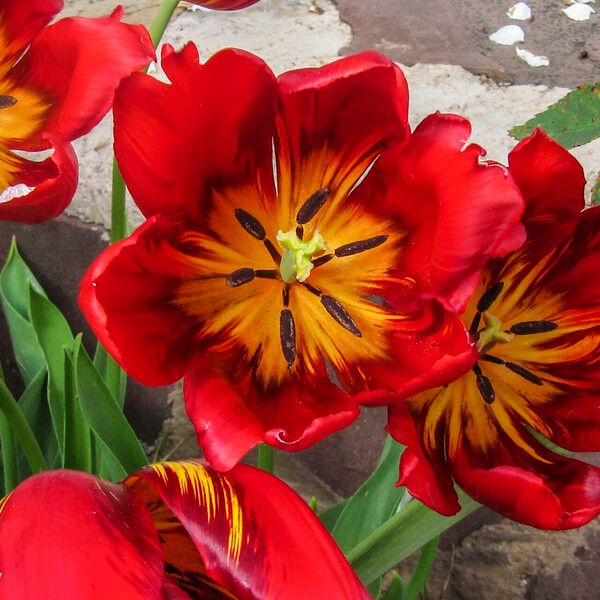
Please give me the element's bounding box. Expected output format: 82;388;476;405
277;229;326;283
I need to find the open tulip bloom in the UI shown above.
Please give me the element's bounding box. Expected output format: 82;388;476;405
390;129;600;530
0;460;369;599
0;0;154;223
79;44;526;471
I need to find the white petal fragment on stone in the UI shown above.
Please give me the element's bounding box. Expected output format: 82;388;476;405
516;47;550;67
0;183;34;204
489;25;525;45
570;0;595;5
563;3;595;20
507;2;532;20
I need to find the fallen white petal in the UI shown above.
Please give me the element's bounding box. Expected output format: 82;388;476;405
515;47;550;67
570;0;594;4
489;25;525;45
507;2;532;20
0;184;34;204
563;3;595;20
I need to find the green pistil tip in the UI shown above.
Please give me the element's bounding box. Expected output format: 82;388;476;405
477;312;514;353
277;229;326;283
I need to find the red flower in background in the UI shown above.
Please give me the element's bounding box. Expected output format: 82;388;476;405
0;460;369;599
389;130;600;530
79;44;524;471
0;0;154;223
185;0;260;9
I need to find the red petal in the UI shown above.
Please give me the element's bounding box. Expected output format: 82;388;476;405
187;0;260;8
126;461;370;599
114;44;278;219
452;438;600;529
79;215;198;386
387;402;460;515
356;297;477;403
0;0;62;69
544;394;600;452
276;51;409;220
0;470;165;599
508;128;585;261
185;361;360;470
368;113;525;312
12;9;154;149
0;135;78;223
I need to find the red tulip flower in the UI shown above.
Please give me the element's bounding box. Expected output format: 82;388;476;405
80;44;524;470
185;0;260;9
0;0;154;223
389;129;600;530
0;460;369;599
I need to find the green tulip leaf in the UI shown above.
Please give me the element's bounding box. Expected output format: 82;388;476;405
510;83;600;149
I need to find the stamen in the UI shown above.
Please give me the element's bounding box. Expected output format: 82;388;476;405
255;269;278;279
469;312;481;334
505;362;542;385
263;239;281;264
280;309;296;367
335;235;388;257
296;225;304;239
510;321;558;335
480;354;505;365
321;295;362;337
312;254;333;269
234;208;266;240
301;282;322;297
477;282;504;312
283;285;290;307
226;268;255;287
296;188;330;224
472;363;482;376
476;373;495;404
0;95;16;109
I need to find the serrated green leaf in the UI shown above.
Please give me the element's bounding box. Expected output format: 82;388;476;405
73;337;147;478
332;437;405;554
510;83;600;149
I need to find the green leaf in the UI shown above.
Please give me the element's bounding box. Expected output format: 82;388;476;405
0;378;46;482
510;83;600;149
320;498;348;531
380;572;405;600
73;337;147;477
0;409;17;494
94;343;127;409
0;241;47;385
63;347;92;472
348;490;479;586
332;437;405;554
405;537;439;600
19;369;58;468
28;287;75;456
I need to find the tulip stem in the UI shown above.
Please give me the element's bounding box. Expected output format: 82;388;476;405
257;443;275;474
347;490;478;585
149;0;182;47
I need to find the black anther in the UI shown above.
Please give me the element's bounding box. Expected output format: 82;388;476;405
296;188;330;224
